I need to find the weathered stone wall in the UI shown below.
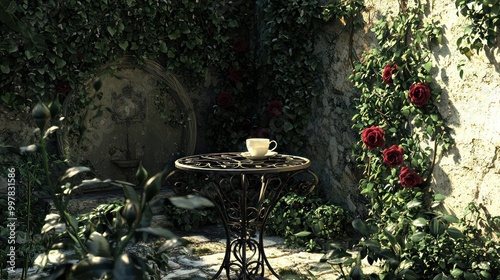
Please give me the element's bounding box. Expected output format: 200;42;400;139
306;0;500;217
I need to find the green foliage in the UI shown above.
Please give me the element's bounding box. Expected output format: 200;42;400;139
201;0;364;151
12;101;214;279
321;1;500;278
0;0;363;153
163;199;219;232
456;0;500;58
266;193;350;252
0;152;49;279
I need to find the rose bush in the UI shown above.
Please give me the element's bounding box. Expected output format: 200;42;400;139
408;82;431;107
361;126;385;150
382;145;405;167
216;91;234;109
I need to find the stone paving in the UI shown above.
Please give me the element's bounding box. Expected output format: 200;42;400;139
162;226;344;280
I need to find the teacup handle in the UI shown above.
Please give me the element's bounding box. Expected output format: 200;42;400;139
269;140;277;151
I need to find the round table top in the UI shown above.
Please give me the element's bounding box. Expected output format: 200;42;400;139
174;152;311;174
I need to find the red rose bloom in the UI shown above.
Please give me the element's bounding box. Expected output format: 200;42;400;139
399;166;422;188
266;100;282;117
361;126;385;150
382;63;397;84
56;81;71;94
231;35;248;53
408;83;431;107
382;145;405;167
216;91;234;109
228;68;243;83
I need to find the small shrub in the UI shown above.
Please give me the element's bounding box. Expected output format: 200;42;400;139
266;192;350;252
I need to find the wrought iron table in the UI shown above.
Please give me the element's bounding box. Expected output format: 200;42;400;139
166;152;318;279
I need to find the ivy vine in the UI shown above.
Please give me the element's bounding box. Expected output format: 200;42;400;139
0;0;363;153
456;0;500;58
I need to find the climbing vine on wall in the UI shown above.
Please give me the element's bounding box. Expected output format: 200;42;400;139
208;0;364;151
332;0;500;277
0;0;363;153
456;0;500;57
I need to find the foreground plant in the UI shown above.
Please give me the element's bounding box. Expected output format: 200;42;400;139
14;98;213;280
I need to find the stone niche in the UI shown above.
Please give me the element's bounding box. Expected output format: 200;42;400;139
59;58;197;185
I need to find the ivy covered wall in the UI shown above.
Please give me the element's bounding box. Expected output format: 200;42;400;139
306;0;500;216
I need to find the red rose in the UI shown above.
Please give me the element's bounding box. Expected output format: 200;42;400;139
382;145;405;167
408;83;431;107
382;63;397;84
56;81;71;94
399;166;422;188
228;68;243;83
361;126;385;150
266;100;282;117
216;91;234;109
231;35;248;53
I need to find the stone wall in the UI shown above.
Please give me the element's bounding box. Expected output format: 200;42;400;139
306;0;500;217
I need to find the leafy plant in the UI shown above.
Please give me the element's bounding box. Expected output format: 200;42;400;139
266;193;350;252
162;199;219;232
0;149;50;279
1;99;214;280
317;1;500;278
455;0;500;58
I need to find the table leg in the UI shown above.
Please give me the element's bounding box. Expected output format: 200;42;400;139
166;169;317;279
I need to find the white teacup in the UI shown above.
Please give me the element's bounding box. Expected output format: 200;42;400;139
246;138;277;157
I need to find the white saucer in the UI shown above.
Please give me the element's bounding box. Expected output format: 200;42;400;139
241;151;278;160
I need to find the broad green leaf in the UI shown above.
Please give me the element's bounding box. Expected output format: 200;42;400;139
412;217;427;227
1;64;10;74
410;231;426;242
87;232;111;257
294;231;312;237
169;195;213;209
434;194;446;201
113;254;143;280
446;227;465;239
407;200;422;209
60;166;91;181
122;184;139;205
69;256;113;279
284;121;294;132
443;214;460;224
424;61;432;73
450;268;463;277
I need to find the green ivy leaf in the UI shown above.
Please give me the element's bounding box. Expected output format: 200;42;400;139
0;64;10;74
119;41;129;50
284;121;294;132
107;26;117;36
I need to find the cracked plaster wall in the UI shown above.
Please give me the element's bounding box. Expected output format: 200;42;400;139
306;0;500;217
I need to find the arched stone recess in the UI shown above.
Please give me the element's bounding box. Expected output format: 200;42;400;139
59;57;197;184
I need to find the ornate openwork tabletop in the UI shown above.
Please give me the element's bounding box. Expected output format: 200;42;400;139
175;152;311;173
168;152;318;279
